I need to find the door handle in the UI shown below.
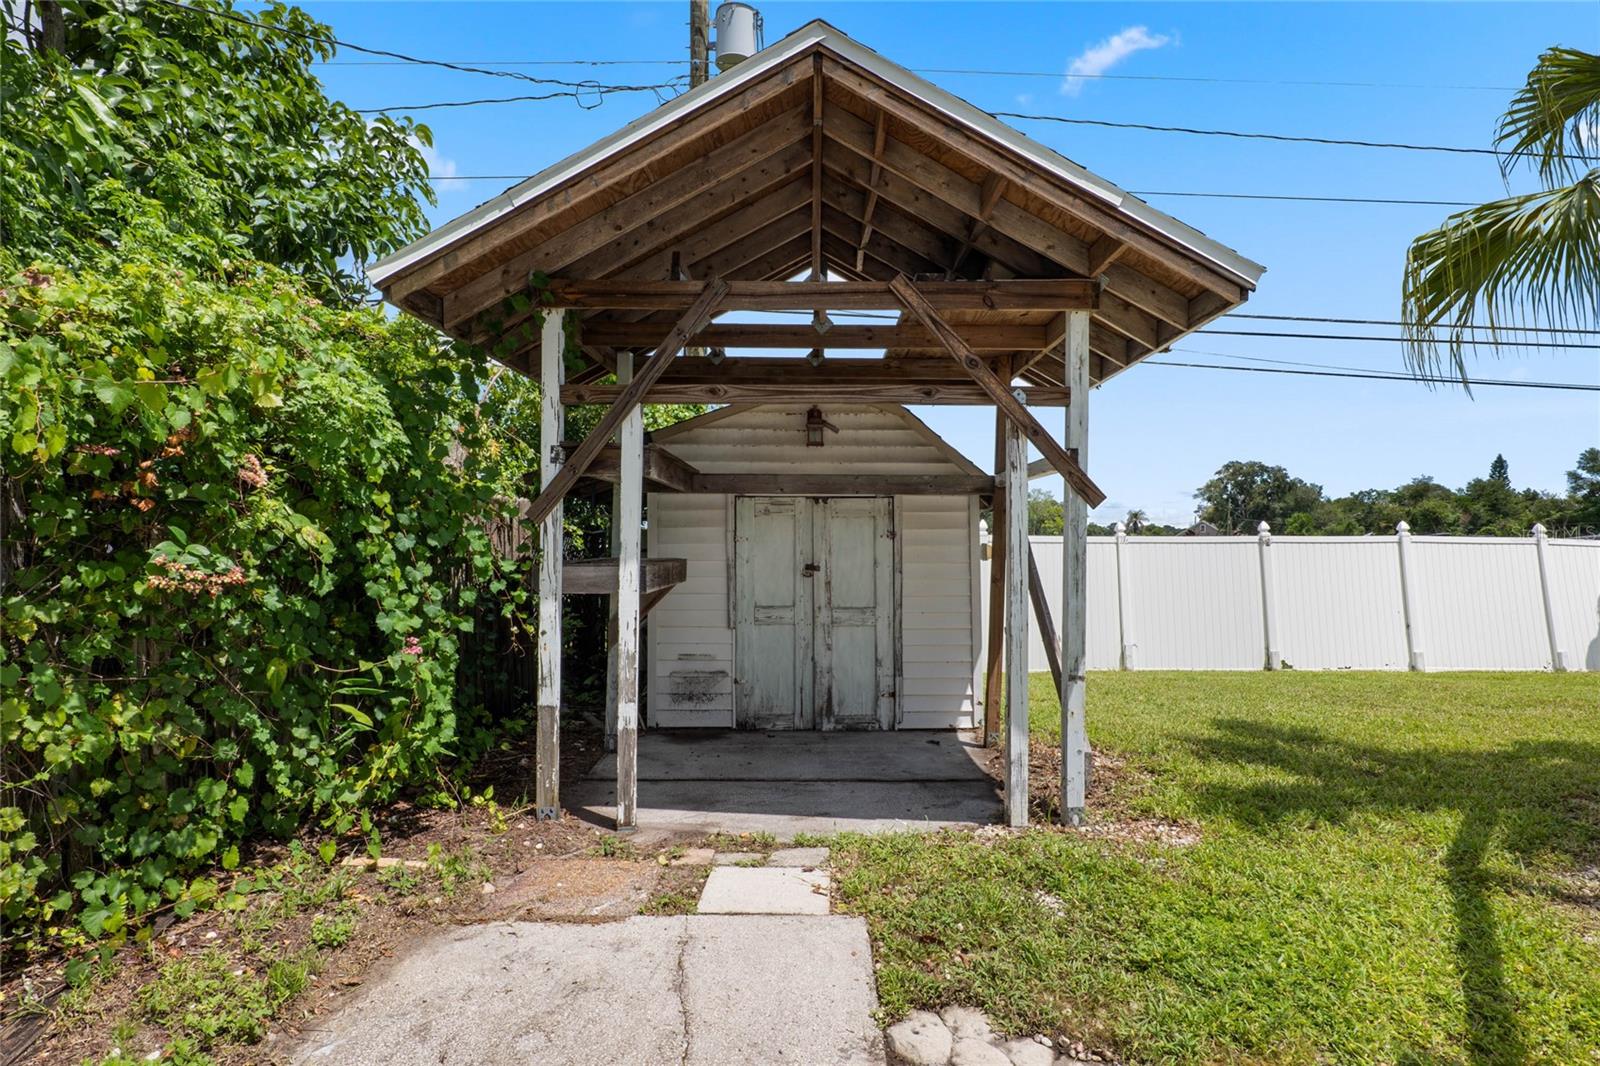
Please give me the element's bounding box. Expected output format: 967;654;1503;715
802;563;820;577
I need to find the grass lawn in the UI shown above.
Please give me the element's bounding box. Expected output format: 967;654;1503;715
831;672;1600;1065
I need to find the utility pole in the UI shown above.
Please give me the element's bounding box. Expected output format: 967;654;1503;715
689;0;710;87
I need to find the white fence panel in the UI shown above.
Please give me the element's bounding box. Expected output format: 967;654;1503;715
981;530;1600;673
1273;538;1408;670
1410;537;1548;671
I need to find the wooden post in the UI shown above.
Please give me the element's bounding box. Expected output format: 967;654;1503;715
615;377;644;830
982;411;1007;747
1532;523;1571;672
535;309;566;820
1003;401;1030;828
1113;521;1136;670
604;351;635;751
1395;521;1426;672
688;0;710;88
1025;546;1062;693
1060;309;1090;826
1257;521;1281;671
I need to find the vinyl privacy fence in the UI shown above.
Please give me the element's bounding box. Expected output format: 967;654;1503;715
980;525;1600;673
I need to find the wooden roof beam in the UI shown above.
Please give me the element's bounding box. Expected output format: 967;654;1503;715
539;278;1099;312
946;172;1007;279
581;321;1051;350
854;108;889;273
810;53;825;280
562;381;1069;407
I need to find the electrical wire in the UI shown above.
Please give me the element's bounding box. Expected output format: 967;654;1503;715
1232;313;1600;336
1198;328;1600;349
1145;358;1600;392
990;110;1545;158
355;81;688;114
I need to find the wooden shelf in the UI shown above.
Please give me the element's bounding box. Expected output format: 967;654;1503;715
562;557;687;596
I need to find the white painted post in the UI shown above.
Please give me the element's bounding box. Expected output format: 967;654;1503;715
1257;521;1280;671
1113;521;1136;670
534;309;566;819
1003;404;1030;828
1532;523;1571;672
615;388;644;830
1060;310;1091;826
603;351;635;752
1395;520;1426;672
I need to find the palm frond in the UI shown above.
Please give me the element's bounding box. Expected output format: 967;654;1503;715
1497;47;1600;183
1401;171;1600;386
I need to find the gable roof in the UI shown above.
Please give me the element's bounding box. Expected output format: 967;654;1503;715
371;19;1264;389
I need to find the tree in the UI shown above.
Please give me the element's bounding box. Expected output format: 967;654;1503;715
0;0;433;301
1489;453;1510;485
1027;488;1064;535
1566;447;1600;533
1195;461;1325;534
1402;48;1600;383
1124;508;1148;533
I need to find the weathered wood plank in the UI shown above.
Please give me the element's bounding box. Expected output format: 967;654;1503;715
563;442;701;494
1003;411;1030;828
982;411;1006;748
564;557;688;596
580;322;1049;350
1061;310;1091;826
539;278;1098;312
526;280;728;527
603;350;633;754
560;382;1070;406
534;309;566;820
889;276;1106;506
1026;545;1063;692
613;389;643;829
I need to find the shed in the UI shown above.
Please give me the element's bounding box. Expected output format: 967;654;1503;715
644;403;987;732
367;18;1264;832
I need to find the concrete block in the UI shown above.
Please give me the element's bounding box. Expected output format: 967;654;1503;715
697;867;830;915
768;847;830;868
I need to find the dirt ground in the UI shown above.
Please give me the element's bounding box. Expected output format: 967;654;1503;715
0;724;734;1066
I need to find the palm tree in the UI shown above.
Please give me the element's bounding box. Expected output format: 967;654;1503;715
1124;509;1148;533
1402;47;1600;385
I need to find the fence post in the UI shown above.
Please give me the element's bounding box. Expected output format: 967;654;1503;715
1395;521;1426;672
1257;521;1281;670
1113;521;1136;669
1532;523;1571;672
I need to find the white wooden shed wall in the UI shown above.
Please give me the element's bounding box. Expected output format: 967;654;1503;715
644;404;982;729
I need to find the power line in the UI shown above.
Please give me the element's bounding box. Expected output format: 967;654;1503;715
148;0;685;100
1147;359;1600;392
355;82;686;114
1128;190;1479;208
314;56;1520;93
990;110;1529;158
1232;313;1600;336
1198;328;1600;349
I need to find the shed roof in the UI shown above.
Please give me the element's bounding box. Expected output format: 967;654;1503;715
372;19;1264;388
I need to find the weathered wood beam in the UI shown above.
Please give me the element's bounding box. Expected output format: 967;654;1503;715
562;442;701;493
562;381;1069;406
982;407;1007;748
534;309;565;820
442;115;807;328
382;63;808;304
613;367;643;829
563;556;687;596
540;278;1098;312
890;276;1105;506
854;108;888;273
581;322;1048;350
526;280;727;526
1088;235;1128;277
1061;309;1091;826
947;172;1006;279
824;57;1249;303
810;53;825;280
821;184;954;274
691;473;993;495
820;211;942;280
1003;406;1030;827
1027;545;1063;692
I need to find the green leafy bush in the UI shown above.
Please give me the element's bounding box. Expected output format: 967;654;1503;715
0;254;529;946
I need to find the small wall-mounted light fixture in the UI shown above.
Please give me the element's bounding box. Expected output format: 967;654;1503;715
805;406;839;447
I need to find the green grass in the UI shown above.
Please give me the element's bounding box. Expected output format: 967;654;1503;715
832;672;1600;1065
137;949;317;1048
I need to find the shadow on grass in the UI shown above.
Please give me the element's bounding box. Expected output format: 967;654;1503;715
1187;719;1600;1065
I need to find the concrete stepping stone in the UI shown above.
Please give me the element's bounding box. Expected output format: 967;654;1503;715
697;866;830;915
768;846;830;867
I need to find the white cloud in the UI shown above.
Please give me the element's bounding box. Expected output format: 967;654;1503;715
1060;26;1172;96
409;135;457;180
1014;92;1034;106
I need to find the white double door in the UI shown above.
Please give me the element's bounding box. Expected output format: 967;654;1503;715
734;496;895;730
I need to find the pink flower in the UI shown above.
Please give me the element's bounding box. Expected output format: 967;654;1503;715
237;453;267;490
402;636;424;657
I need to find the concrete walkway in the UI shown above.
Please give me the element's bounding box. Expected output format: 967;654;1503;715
290;916;884;1065
568;730;1001;835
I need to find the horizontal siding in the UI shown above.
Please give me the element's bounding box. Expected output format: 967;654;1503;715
647;493;734;727
660;405;976;476
898;496;978;728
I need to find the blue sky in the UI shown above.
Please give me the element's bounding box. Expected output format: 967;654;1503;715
307;1;1599;526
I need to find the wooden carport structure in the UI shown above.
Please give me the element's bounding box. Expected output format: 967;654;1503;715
369;20;1263;830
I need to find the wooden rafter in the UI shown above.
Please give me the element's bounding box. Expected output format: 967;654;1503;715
946;171;1006;279
562;381;1069;406
539;278;1099;312
854;109;888;273
890;275;1105;506
525;280;728;526
810;53;825;281
581;322;1050;349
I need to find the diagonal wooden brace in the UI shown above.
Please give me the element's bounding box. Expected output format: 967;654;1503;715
525;279;729;527
889;275;1106;507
